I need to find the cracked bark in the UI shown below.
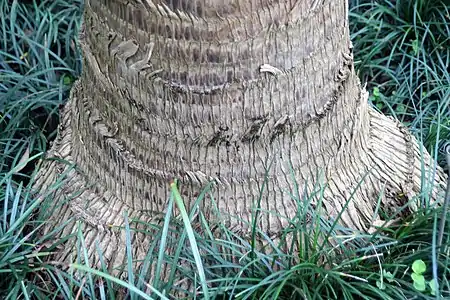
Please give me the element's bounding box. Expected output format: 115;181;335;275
35;0;446;290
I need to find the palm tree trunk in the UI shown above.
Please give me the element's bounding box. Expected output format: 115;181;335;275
35;0;446;279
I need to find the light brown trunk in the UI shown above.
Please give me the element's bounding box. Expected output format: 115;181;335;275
35;0;446;283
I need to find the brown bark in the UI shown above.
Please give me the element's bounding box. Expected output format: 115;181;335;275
35;0;446;286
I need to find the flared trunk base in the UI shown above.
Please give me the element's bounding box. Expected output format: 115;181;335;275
34;82;447;286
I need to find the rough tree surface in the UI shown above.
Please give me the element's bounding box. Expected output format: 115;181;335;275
35;0;446;279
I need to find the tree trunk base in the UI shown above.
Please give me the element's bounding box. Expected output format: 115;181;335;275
34;83;447;288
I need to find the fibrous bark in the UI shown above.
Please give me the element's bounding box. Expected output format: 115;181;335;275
35;0;446;284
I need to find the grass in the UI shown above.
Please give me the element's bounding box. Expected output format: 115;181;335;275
1;0;449;299
0;0;83;298
349;0;450;169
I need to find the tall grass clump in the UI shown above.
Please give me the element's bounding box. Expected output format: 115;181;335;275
350;0;450;169
56;170;450;299
0;0;83;298
1;0;82;164
152;171;450;299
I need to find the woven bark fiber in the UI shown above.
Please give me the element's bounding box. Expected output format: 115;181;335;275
34;0;446;295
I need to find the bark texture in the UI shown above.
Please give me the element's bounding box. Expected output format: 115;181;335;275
35;0;446;285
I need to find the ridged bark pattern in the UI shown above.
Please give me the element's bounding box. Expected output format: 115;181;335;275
35;0;446;285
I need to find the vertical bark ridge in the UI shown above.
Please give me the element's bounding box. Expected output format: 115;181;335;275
367;108;447;212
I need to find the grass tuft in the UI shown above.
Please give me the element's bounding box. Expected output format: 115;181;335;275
350;0;450;169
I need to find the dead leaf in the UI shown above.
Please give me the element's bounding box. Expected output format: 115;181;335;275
14;144;30;174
